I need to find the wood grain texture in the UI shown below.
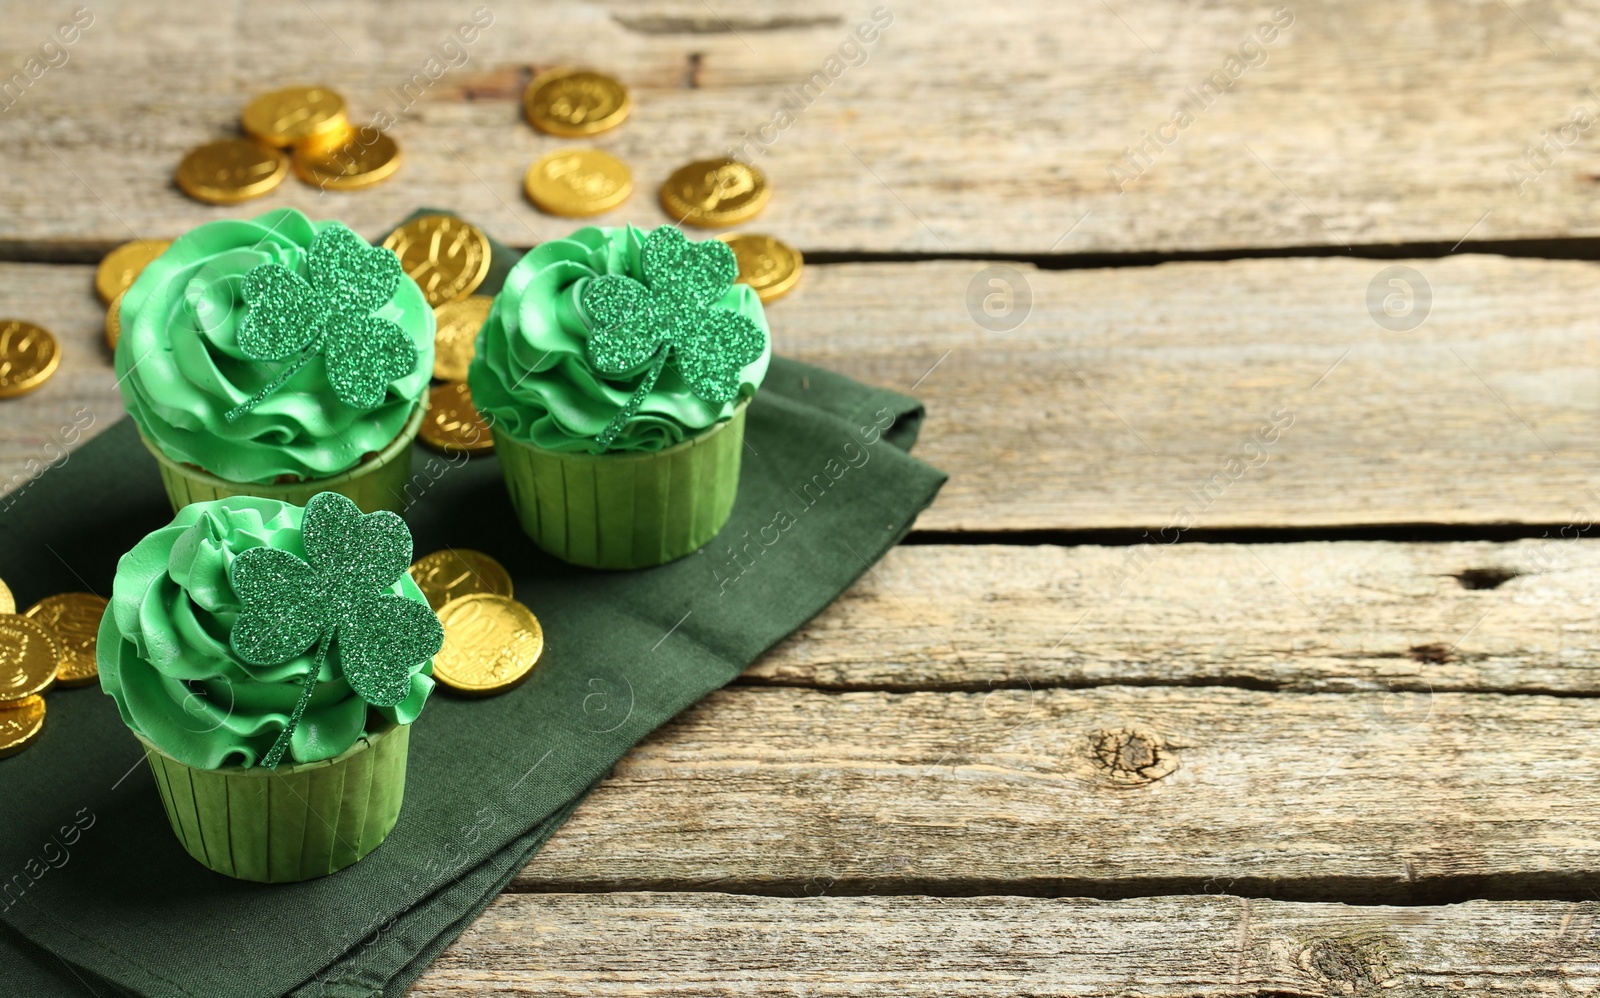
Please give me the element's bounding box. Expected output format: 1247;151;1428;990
415;893;1600;997
512;684;1600;902
5;254;1597;532
753;539;1600;694
0;0;1596;255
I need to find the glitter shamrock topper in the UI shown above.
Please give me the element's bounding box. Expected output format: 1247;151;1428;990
581;226;766;449
227;492;443;769
223;224;417;423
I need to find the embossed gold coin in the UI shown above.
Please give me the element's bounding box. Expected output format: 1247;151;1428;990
176;138;288;204
0;578;13;615
0;695;44;759
292;130;402;191
524;149;633;217
96;239;171;305
716;232;802;303
661;158;770;227
0;321;61;399
0;615;59;701
241;85;348;148
432;295;493;382
382;215;493;307
523;68;631;137
105;289;124;352
419;381;495;456
409;549;514;611
432;594;543;696
25;593;108;688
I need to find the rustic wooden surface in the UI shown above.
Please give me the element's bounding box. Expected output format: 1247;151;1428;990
3;0;1597;994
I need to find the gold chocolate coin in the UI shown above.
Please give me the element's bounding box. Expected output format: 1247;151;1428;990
382;215;492;307
660;158;770;227
25;593;108;688
105;289;124;352
0;577;12;614
0;695;44;759
432;295;493;381
241;85;348;148
523;68;631;137
176;138;288;204
524;149;633;217
409;549;514;610
419;381;495;456
292;130;402;191
716;232;802;303
0;615;59;701
0;321;61;399
96;239;171;305
432;594;543;696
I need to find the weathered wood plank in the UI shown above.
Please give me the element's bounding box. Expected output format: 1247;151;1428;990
753;539;1600;694
511;685;1600;902
414;893;1600;997
0;0;1595;255
4;255;1597;532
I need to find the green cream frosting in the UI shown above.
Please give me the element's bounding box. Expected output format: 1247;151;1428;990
467;225;771;454
114;208;434;484
97;496;435;770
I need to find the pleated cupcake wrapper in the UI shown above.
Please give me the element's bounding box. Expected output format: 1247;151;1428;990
140;403;426;515
136;723;410;883
496;402;748;570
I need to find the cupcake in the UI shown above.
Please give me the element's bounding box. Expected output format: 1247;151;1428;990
115;208;434;514
468;224;770;569
98;492;441;881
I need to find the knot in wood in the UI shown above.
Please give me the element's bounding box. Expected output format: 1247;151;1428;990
1296;933;1399;993
1090;728;1178;785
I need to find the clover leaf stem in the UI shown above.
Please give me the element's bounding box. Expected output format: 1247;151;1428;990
224;337;322;424
262;631;330;770
595;345;670;451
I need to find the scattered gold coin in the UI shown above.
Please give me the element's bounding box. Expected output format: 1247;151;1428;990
432;594;543;696
292;130;401;191
24;593;107;688
241;85;348;148
409;548;514;611
382;215;493;307
105;289;124;352
0;695;44;759
0;578;13;614
524;149;633;217
523;68;631;137
96;239;171;305
176;138;288;204
717;233;803;303
419;381;495;456
0;320;61;399
433;296;492;381
661;158;770;227
0;614;60;702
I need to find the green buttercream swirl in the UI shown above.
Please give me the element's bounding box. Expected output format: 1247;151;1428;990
97;496;435;769
467;225;771;454
113;208;434;484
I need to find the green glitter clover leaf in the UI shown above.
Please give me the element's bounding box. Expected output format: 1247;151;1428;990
580;226;766;450
227;491;443;769
223;224;416;423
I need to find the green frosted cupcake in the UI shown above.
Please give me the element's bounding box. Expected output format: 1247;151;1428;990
468;224;770;569
114;208;435;514
98;492;442;881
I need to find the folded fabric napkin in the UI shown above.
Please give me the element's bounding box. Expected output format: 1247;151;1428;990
0;214;946;998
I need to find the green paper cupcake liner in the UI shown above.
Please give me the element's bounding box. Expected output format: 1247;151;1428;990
136;723;410;883
140;404;425;515
495;400;748;570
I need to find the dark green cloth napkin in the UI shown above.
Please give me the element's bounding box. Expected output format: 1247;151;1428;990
0;215;946;998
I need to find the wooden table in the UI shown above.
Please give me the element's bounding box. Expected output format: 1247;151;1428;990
4;1;1600;992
